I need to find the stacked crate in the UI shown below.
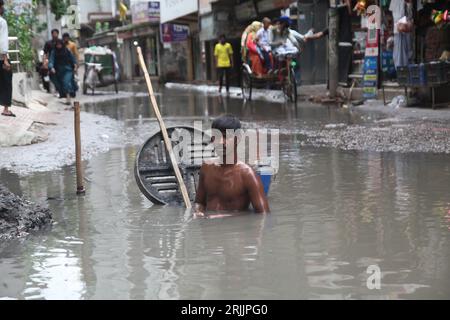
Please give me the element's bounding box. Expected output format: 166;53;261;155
425;61;447;85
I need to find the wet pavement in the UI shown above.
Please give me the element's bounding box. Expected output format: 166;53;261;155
0;86;450;299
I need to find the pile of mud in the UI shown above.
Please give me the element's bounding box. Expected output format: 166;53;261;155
301;121;450;153
0;184;52;240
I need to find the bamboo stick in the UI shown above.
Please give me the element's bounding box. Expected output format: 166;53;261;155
135;46;191;208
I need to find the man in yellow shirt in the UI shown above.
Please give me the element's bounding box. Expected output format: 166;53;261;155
214;34;233;94
63;33;79;62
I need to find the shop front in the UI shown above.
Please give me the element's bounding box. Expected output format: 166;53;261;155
158;0;200;82
338;0;449;105
199;5;243;85
160;23;195;81
116;23;160;80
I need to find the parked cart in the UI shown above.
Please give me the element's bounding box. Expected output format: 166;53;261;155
83;46;119;95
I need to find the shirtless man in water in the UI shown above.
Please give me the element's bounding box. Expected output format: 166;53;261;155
194;114;270;217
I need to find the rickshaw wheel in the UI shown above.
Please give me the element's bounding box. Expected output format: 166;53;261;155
282;66;297;103
241;66;252;101
289;66;298;104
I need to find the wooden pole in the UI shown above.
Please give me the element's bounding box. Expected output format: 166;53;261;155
135;46;192;209
74;101;85;195
328;7;339;98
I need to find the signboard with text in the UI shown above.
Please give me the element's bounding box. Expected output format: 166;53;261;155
363;27;379;99
161;23;190;43
131;1;160;24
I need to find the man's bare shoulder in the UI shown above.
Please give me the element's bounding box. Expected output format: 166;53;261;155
201;159;220;168
236;161;257;177
199;160;220;175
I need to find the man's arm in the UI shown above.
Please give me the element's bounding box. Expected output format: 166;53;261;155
43;41;50;58
194;165;207;217
72;43;80;62
48;50;56;73
289;29;306;48
0;19;10;69
256;29;263;47
213;44;218;67
228;44;233;68
307;28;328;40
68;50;77;70
243;167;270;213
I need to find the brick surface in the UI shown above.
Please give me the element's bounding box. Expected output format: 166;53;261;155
0;104;58;132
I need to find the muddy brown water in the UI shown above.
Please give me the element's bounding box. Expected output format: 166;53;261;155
1;88;450;299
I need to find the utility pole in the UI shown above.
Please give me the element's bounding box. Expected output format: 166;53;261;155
111;0;117;18
46;0;51;39
328;7;339;98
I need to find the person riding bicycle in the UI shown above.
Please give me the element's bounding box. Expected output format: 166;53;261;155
269;16;306;61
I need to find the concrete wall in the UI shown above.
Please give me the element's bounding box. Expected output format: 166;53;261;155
78;0;114;24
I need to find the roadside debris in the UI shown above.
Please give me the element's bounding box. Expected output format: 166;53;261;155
388;95;408;109
0;184;52;241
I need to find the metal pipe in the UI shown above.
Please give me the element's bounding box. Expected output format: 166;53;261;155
46;0;51;40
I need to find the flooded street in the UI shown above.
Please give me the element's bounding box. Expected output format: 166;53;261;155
1;88;450;299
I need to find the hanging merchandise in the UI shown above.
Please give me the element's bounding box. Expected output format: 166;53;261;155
353;0;368;16
431;10;449;25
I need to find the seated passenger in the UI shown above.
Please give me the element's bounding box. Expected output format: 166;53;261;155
245;21;265;76
256;17;274;73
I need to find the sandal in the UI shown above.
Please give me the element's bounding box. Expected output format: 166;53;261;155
1;112;16;117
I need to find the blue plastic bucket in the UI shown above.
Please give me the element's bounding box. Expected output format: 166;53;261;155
256;166;274;196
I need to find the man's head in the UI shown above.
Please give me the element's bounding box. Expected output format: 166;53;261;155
277;16;291;30
51;29;59;41
211;114;241;159
262;17;271;29
62;32;70;44
0;0;5;16
219;34;226;44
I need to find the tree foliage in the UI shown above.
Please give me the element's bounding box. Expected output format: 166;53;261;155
4;5;37;72
38;0;70;21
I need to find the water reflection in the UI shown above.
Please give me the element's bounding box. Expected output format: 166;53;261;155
1;89;450;299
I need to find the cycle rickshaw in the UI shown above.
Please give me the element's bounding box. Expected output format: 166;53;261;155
241;54;298;103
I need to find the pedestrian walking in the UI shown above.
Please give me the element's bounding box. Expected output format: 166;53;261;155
62;32;79;62
214;35;233;94
62;32;79;97
48;39;78;106
44;29;60;59
0;0;14;117
43;29;61;97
